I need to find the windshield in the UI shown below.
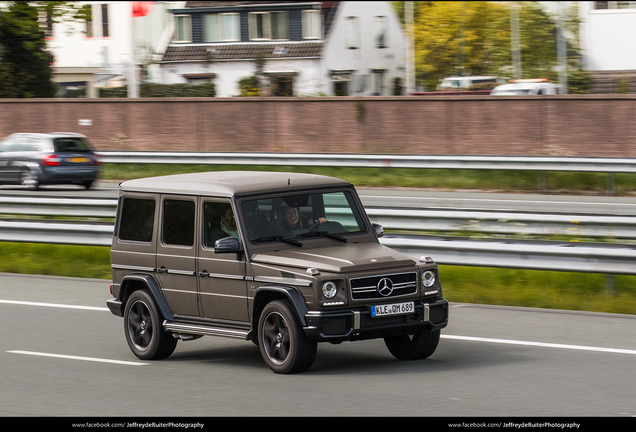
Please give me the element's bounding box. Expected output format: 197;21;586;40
240;190;367;245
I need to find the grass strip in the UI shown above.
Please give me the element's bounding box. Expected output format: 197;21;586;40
2;241;635;315
0;242;111;280
102;164;636;195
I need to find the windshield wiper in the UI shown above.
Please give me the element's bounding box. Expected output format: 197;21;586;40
298;231;347;243
252;235;303;247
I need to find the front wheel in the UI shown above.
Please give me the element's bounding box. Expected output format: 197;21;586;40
20;168;39;190
258;300;317;374
384;328;440;361
124;290;177;360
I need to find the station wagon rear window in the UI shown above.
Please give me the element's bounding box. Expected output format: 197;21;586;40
241;190;366;243
53;138;92;152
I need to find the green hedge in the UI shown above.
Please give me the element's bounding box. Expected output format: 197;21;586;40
99;83;216;98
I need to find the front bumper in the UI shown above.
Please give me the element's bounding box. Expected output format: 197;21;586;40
303;299;448;342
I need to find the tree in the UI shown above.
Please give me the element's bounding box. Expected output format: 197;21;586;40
0;1;55;97
0;1;88;98
400;1;589;92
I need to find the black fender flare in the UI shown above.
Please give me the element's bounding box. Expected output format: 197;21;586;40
252;285;309;327
120;273;174;322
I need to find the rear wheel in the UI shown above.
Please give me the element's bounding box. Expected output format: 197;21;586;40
124;290;177;360
384;328;440;361
258;300;317;374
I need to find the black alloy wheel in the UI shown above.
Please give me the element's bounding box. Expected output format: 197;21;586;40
384;328;440;361
124;290;177;360
258;300;317;374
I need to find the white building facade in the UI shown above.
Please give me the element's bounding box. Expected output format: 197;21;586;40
44;1;178;97
159;1;406;97
578;1;636;71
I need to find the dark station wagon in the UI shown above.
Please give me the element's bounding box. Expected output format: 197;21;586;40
0;132;101;189
107;171;448;373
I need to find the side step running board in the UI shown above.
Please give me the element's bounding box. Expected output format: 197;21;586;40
163;320;251;340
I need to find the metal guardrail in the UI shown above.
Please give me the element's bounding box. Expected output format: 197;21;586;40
1;219;635;276
98;151;636;173
3;197;636;239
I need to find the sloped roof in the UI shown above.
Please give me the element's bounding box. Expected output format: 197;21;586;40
161;42;323;62
185;1;320;7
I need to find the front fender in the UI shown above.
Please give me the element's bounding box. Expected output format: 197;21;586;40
252;285;310;326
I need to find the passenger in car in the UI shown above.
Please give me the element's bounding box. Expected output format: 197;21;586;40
206;204;239;246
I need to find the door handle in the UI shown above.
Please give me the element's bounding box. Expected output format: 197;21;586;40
157;266;168;274
198;270;209;278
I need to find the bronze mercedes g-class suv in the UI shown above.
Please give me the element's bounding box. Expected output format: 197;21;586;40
107;171;448;373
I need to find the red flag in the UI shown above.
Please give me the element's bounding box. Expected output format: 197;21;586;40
132;1;154;18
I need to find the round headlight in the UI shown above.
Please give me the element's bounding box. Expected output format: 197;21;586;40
422;270;436;287
322;281;338;299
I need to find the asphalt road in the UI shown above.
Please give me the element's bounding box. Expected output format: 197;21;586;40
1;272;635;418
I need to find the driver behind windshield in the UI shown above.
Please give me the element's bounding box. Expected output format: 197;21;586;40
279;205;303;236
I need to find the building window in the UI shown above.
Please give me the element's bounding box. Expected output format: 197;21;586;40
38;10;53;39
375;16;387;48
345;16;360;49
249;11;288;40
302;10;321;39
595;1;636;8
84;5;93;37
204;13;240;42
101;4;109;37
174;15;192;42
372;69;386;95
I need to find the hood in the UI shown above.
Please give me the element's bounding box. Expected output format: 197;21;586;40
251;242;416;274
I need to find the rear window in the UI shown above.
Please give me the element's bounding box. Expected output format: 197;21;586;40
53;138;92;153
118;197;156;243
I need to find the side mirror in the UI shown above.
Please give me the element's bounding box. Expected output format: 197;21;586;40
372;223;384;238
214;236;243;254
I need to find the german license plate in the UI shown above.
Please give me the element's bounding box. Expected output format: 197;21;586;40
69;157;90;163
371;301;414;317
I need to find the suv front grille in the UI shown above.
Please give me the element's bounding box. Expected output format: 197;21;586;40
350;272;417;300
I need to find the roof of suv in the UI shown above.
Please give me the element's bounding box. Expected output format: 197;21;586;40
119;171;352;197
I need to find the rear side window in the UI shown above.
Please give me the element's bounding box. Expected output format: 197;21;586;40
53;138;92;152
118;197;156;242
163;199;195;246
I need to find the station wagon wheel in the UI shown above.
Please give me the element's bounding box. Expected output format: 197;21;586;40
124;290;177;360
20;168;39;190
258;300;317;374
384;328;440;361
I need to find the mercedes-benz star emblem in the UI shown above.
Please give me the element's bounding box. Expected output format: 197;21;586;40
377;277;394;297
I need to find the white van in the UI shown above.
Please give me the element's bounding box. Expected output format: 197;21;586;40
491;79;564;96
437;76;500;91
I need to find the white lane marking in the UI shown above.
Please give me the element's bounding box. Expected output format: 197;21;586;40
7;350;148;366
0;299;108;312
442;334;636;355
4;299;635;356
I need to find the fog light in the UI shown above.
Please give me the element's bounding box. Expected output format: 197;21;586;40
322;281;338;299
422;271;436;287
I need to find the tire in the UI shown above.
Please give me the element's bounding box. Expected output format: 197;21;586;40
20;168;39;190
258;300;317;374
124;290;177;360
384;328;440;361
